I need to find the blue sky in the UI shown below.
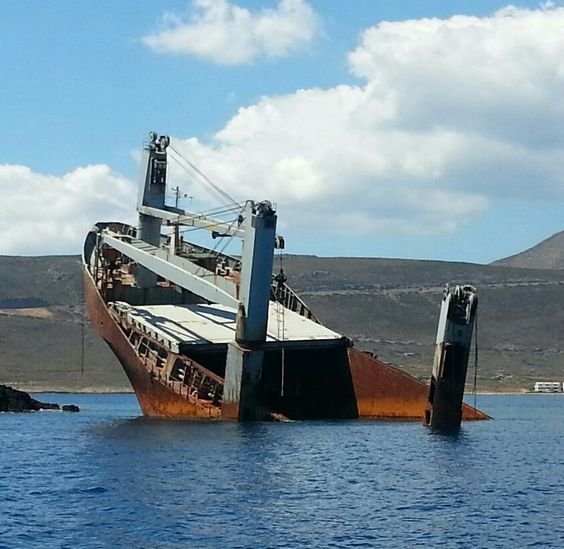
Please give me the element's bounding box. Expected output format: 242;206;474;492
2;0;564;262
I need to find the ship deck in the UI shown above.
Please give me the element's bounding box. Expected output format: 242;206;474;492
111;301;342;353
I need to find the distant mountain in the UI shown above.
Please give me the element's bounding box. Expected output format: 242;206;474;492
492;231;564;269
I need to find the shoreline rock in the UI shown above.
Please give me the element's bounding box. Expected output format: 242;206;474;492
62;404;80;413
0;384;79;412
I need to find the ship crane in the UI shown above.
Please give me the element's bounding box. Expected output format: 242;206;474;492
99;132;285;419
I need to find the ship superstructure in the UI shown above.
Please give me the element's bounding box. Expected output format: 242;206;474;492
83;132;488;422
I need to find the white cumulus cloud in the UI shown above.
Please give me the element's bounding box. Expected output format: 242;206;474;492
0;164;136;255
168;5;564;242
9;5;564;257
143;0;319;65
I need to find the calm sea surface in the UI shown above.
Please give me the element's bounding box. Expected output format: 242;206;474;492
1;394;564;548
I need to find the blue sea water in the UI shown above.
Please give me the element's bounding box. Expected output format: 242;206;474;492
1;394;564;548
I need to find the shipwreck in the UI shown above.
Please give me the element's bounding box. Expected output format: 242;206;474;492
83;132;488;422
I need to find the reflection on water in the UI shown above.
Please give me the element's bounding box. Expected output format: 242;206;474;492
1;394;564;548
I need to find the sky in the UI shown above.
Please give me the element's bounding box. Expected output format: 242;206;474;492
2;0;564;263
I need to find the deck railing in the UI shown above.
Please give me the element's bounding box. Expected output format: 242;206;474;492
271;281;320;324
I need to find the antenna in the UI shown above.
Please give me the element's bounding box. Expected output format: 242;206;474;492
172;186;192;209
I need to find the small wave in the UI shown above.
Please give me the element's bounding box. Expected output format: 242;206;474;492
79;486;108;494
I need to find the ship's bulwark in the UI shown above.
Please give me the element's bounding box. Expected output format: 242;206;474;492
85;269;488;421
348;347;487;420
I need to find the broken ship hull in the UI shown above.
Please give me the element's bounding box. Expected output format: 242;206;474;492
84;269;220;418
83;226;487;422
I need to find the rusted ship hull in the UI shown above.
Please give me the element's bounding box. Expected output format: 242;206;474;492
347;347;486;420
84;269;219;418
84;264;487;421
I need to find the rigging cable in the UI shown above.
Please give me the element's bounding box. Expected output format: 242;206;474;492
175;202;245;219
473;307;479;416
166;143;248;266
186;214;245;278
167;153;231;208
165;146;246;269
81;277;85;376
206;207;246;266
168;144;238;208
193;203;246;216
276;252;287;397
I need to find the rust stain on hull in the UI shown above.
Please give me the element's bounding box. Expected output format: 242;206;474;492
347;348;489;421
84;270;220;419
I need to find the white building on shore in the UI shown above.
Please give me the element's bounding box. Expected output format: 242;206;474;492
533;382;563;393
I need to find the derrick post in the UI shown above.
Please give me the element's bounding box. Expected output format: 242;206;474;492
137;132;169;287
425;285;478;431
223;200;277;420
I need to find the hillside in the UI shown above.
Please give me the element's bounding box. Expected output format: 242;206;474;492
280;255;564;391
492;230;564;269
2;251;564;392
0;255;129;392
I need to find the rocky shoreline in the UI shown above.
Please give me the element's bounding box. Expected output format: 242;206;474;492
0;384;79;412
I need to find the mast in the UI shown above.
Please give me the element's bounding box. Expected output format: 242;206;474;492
136;132;169;287
236;200;277;344
137;132;169;245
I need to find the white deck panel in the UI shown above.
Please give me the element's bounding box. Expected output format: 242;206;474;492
121;302;342;348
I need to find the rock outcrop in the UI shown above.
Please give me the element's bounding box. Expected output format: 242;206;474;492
62;404;80;412
0;384;60;412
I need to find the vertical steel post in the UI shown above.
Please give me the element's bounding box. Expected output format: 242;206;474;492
425;285;478;431
223;201;277;420
137;133;169;287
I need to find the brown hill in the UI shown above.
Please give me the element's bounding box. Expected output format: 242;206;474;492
492;230;564;269
2;253;564;392
0;255;130;392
